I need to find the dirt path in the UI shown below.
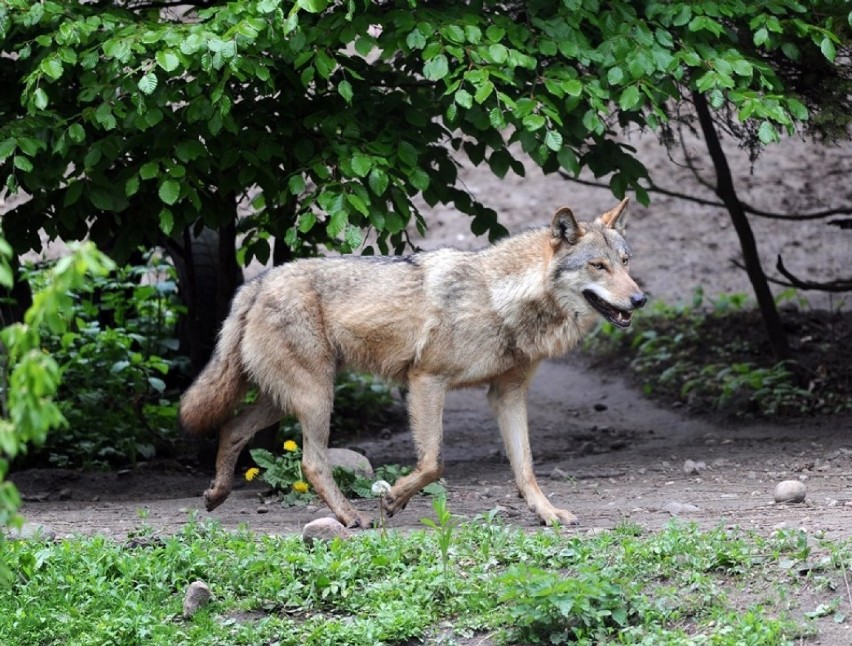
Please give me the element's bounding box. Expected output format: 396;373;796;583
12;357;852;542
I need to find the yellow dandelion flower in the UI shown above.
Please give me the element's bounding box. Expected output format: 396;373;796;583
283;440;299;452
244;467;260;482
292;480;310;494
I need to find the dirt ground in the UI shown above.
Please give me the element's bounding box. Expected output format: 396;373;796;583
8;131;852;642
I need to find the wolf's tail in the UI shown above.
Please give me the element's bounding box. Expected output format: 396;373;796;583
179;282;256;436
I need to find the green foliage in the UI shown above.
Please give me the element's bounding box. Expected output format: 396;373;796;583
586;289;850;417
420;494;460;577
0;240;114;583
15;253;185;469
1;518;840;644
498;565;634;644
1;0;848;264
250;440;443;506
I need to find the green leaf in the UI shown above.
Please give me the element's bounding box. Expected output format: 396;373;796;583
454;88;473;108
522;114;546;131
557;147;579;175
488;107;506;129
125;176;140;197
562;79;583;97
350;153;372;178
288;174;306;195
39;56;63;80
155;50;181;73
338;79;353;104
423;54;449;82
138;73;158;95
618;85;642;111
140;161;159;180
257;0;278;13
297;0;328;13
158;179;180;205
67;123;85;143
368;168;389;196
397;141;418;167
544;130;563;152
32;88;48;110
346;192;370;217
820;37;836;62
488;43;508;64
757;121;777;144
159;207;174;235
13;156;33;172
344;226;363;249
0;139;16;161
607;66;624;85
406;29;427;50
474;80;494;104
298;212;316;233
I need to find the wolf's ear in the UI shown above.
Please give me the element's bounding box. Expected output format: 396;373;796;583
599;197;630;234
551;207;583;246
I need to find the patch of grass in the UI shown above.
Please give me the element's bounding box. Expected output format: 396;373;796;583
585;289;852;418
2;517;850;645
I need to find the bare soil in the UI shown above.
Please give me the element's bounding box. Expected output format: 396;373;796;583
9;131;852;638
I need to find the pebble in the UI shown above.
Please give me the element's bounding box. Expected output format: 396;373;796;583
302;517;351;547
683;460;707;475
183;580;212;619
6;522;56;541
328;448;374;479
663;501;700;515
550;467;568;480
773;480;807;503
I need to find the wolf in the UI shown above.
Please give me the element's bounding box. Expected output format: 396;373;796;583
180;198;646;528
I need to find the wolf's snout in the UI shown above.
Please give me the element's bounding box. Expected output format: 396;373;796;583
631;293;648;309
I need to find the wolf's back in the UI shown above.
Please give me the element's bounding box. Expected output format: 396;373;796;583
179;281;258;435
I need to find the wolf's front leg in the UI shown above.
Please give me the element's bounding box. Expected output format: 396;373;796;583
382;372;447;517
488;368;579;526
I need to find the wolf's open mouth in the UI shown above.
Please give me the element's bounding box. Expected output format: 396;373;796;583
583;290;633;328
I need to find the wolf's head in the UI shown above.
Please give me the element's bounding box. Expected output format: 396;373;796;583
549;198;646;328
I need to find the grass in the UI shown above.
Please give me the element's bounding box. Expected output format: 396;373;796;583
2;514;851;645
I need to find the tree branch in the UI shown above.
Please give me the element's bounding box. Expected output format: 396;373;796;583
775;255;852;292
557;172;852;221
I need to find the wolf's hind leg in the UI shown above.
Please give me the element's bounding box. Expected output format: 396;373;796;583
205;392;282;511
296;376;373;529
383;372;446;516
488;368;579;526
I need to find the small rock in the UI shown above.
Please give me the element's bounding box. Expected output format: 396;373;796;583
663;502;700;515
550;467;568;480
593;402;608;412
57;488;73;501
328;448;374;479
683;460;706;475
302;517;351;547
183;580;212;619
774;480;807;504
256;505;269;514
7;522;56;541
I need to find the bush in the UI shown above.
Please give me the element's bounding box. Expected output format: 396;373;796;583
15;251;186;469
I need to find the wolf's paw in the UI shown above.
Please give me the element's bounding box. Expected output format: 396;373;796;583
381;492;410;517
538;508;579;527
342;511;374;530
203;486;229;512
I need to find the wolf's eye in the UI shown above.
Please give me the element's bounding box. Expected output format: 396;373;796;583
590;261;606;270
621;257;629;266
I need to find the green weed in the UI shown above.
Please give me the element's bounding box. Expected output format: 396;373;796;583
2;520;848;645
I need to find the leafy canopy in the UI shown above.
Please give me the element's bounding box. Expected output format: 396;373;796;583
0;0;848;261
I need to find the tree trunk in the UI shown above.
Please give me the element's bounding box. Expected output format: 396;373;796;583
691;91;792;362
